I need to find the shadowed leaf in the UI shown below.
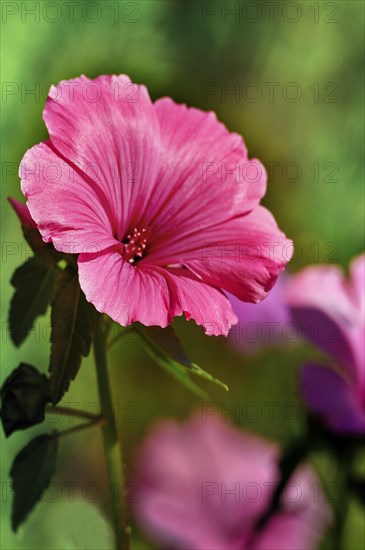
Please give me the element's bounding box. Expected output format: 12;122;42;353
136;328;208;399
10;433;59;532
9;258;60;346
49;267;98;404
135;326;228;397
137;324;192;368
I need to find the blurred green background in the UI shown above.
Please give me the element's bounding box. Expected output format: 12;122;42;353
1;1;364;549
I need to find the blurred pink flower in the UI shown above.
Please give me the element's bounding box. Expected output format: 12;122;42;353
228;273;291;352
19;75;291;335
286;254;365;434
133;414;331;550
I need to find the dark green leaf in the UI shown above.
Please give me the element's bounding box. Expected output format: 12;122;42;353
137;324;192;368
49;267;98;404
9;258;60;346
10;433;59;532
136;325;228;395
136;329;208;399
0;363;49;437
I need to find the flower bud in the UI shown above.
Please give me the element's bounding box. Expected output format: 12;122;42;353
0;363;49;437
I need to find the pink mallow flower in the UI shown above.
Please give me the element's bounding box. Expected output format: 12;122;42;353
286;254;365;434
132;413;331;550
18;75;291;335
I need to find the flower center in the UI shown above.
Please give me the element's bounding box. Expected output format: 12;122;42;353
122;227;148;263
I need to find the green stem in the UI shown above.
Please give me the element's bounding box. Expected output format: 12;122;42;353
94;324;130;550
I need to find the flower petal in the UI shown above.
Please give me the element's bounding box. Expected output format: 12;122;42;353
78;251;237;335
77;249;171;328
227;274;292;352
43;75;161;237
163;206;292;304
133;415;277;550
254;466;332;550
148;97;267;244
286;263;364;387
133;414;331;550
20;141;116;253
301;363;365;434
160;267;238;336
350;254;365;317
